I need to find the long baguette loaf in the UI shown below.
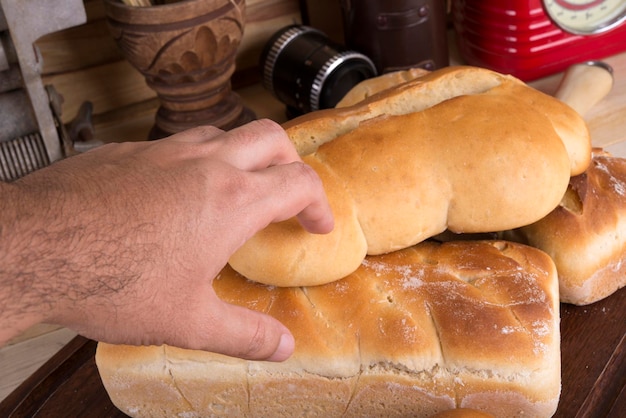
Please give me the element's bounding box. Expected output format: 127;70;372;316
284;66;590;173
96;240;561;418
504;149;626;305
229;66;592;287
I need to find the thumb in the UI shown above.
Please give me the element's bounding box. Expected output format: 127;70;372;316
197;298;295;362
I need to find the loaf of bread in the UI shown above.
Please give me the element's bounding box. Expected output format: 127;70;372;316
229;66;592;287
503;149;626;305
96;240;561;418
284;66;590;170
335;67;430;108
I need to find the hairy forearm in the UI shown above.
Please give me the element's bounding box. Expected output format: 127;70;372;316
0;178;151;346
0;181;52;344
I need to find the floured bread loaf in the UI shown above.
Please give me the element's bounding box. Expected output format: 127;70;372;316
96;240;561;418
230;66;592;286
504;149;626;305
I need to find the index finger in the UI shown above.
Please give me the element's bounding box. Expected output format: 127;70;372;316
211;119;303;171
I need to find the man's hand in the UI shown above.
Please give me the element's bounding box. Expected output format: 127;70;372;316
0;119;334;361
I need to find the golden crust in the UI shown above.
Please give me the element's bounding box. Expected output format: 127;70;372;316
230;66;588;287
228;157;368;287
505;149;626;304
96;240;561;418
335;67;431;108
284;66;590;174
283;66;508;156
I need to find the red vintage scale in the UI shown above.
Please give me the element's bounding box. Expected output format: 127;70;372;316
452;0;626;80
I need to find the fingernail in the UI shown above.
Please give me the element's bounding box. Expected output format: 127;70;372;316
267;333;295;362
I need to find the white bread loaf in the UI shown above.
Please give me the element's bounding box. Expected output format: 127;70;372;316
335;67;430;108
504;149;626;305
96;240;561;418
229;66;592;287
285;66;590;172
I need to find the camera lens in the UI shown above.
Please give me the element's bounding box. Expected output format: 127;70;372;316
261;25;377;117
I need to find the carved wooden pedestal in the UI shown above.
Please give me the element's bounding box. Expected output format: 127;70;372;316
104;0;255;140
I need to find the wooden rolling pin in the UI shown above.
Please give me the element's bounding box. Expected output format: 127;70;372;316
554;60;614;117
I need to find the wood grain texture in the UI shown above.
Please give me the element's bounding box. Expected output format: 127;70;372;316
0;328;76;402
556;290;626;417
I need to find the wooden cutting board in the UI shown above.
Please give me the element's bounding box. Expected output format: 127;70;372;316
1;288;624;418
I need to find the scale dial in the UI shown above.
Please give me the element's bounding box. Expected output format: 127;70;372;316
544;0;626;34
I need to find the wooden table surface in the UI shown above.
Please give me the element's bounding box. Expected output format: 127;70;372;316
1;49;626;416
